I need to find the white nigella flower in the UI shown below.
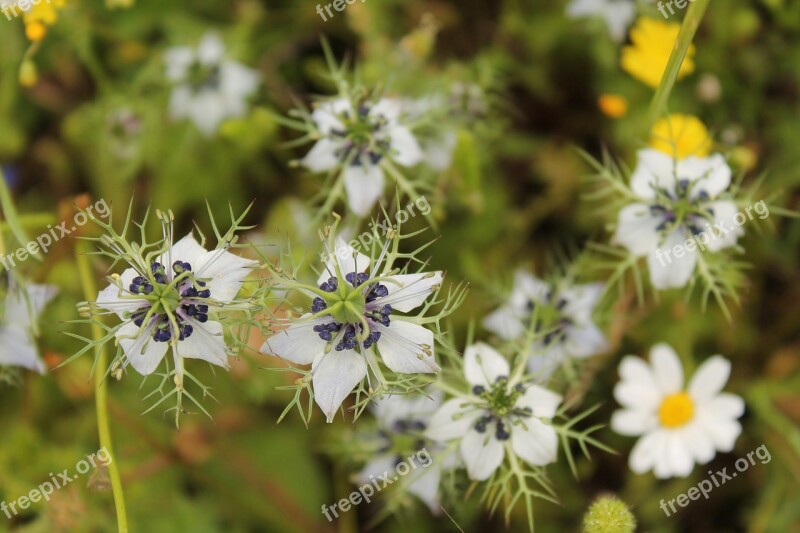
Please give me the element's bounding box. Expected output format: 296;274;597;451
261;239;443;422
95;231;257;378
611;343;744;479
483;270;608;378
566;0;638;42
0;280;58;374
426;343;563;481
165;32;260;137
302;97;423;216
613;149;743;289
358;392;453;513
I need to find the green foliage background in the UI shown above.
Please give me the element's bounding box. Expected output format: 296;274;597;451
0;0;798;531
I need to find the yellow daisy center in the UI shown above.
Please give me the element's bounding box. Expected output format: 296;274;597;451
658;392;694;428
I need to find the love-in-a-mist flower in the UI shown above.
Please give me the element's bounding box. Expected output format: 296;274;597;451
566;0;638;42
426;343;563;481
301;97;423;216
613;149;743;289
261;239;443;422
611;344;744;479
0;279;58;373
358;391;453;513
483;271;608;378
94;228;257;378
165;32;260;136
621;18;695;88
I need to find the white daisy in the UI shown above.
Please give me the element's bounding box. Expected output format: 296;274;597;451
611;343;744;479
261;239;442;422
613;149;743;289
0;280;58;374
302;97;423;216
358;391;453;513
566;0;638;42
483;270;608;378
425;343;562;481
165;32;260;137
96;232;257;377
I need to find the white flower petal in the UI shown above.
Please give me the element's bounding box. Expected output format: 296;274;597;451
703;201;744;252
0;328;45;374
375;320;439;374
611;408;656;436
406;465;441;514
482;306;525;341
560;282;604;322
194;248;258;303
629;430;664;475
372;390;442;428
688;355;731;402
311;99;350;134
684;422;717;464
697;413;742;452
519;384;562;418
648;228;698;289
425;398;480;441
369;99;402;122
460;429;504;481
302;138;342;173
5;282;58;330
117;321;169;376
464;342;510;387
380;272;443;313
219;61;259;102
677;154;731;199
356;455;398;485
701;393;745;420
614;355;661;411
511;419;559;466
388;126;423;167
312;349;367;423
527;344;565;381
343;164;385;217
261;316;328;366
317;237;372;286
514;270;551;303
631;149;677;201
176;319;229;369
164;46;194;81
197;32;225;65
164;233;208;267
650;343;684;394
96;269;149;320
613;203;663;256
563;321;608;359
663;431;695;478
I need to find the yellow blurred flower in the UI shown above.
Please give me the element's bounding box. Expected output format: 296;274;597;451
22;0;66;42
621;18;695;89
598;94;629;119
649;114;712;159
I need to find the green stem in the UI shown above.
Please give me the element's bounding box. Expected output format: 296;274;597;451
76;242;129;532
645;0;711;132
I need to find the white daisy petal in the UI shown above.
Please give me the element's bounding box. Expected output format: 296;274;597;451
650;343;684;394
702;393;745;419
698;415;742;452
380;272;443;313
425;398;480;441
614;356;661;411
684;422;717;464
511;419;559;466
311;349;367;423
343;164;385;217
611;408;656;436
664;431;695;478
460;430;504;481
688;355;731;401
464;342;510;388
375;320;439;374
629;430;663;475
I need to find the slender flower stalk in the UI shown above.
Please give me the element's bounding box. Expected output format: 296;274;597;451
645;0;711;131
76;241;128;533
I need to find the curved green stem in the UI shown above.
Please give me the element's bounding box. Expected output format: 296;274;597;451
76;242;129;532
645;0;711;132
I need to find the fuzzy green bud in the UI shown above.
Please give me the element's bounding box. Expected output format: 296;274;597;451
582;495;636;533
